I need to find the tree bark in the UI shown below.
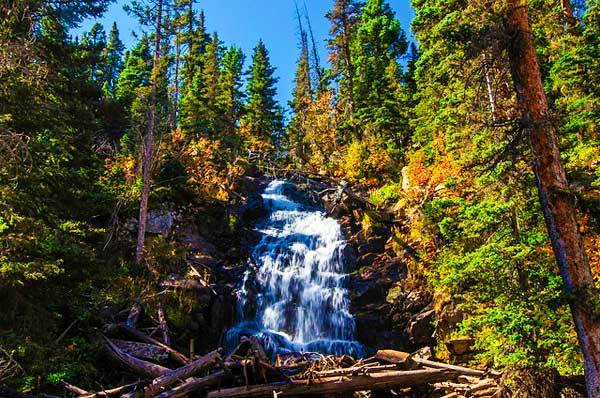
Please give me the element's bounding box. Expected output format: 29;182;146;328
136;0;163;264
206;369;458;398
138;349;221;398
104;323;190;366
104;336;171;378
155;371;225;398
504;2;600;396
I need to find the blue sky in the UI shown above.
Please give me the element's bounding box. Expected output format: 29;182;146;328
74;0;415;109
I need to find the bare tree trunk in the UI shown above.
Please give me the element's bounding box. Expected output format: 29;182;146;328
504;3;600;396
482;52;497;122
174;34;180;126
135;0;163;264
303;2;323;88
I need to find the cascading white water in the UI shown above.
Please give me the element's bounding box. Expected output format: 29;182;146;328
227;180;364;357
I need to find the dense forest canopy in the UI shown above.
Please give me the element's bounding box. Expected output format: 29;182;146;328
1;0;599;396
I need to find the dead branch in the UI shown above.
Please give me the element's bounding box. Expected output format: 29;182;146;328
103;336;171;378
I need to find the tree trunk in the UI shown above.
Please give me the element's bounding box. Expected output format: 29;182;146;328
482;52;497;122
135;0;163;263
504;2;600;396
206;369;458;398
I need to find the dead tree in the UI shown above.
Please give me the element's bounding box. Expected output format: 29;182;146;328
504;1;600;395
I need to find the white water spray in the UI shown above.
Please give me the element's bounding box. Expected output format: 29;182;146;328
227;180;363;357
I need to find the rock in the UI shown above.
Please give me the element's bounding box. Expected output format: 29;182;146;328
357;252;377;267
411;346;433;361
147;210;177;237
445;337;475;355
436;302;466;339
177;225;217;254
240;194;267;223
408;308;436;345
402;166;410;191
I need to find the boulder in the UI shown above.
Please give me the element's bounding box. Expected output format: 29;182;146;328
408;308;436;345
240;194;267;223
147;210;178;237
445;337;475;355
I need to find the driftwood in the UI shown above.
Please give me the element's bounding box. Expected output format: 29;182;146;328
206;369;458;398
111;339;170;363
94;303;503;398
60;381;90;395
375;350;411;366
79;382;147;398
412;357;486;377
156;302;170;346
155;371;226;398
134;349;221;398
159;278;214;294
103;336;171;378
104;324;189;365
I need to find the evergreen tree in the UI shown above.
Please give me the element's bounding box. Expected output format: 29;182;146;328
326;0;363;121
198;33;224;138
218;45;246;148
102;22;125;96
80;22;107;84
241;40;283;157
351;0;407;146
179;11;211;134
287;19;314;165
115;35;153;105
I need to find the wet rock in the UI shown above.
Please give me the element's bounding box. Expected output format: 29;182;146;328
408;308;436;345
240;193;268;223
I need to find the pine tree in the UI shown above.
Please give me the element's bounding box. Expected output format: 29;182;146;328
241;40;283;158
326;0;362;121
80;22;107;84
287;11;314;165
198;33;224;138
218;45;245;148
351;0;407;144
504;1;600;391
179;11;210;135
115;35;153;105
102;22;125;96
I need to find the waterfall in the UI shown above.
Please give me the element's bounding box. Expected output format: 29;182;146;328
227;179;364;357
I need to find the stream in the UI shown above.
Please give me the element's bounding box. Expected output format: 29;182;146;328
226;179;364;357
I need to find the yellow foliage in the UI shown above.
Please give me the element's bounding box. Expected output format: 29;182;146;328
170;130;245;203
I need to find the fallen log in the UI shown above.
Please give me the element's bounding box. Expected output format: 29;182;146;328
111;339;170;363
79;382;147;398
374;350;410;367
207;368;458;398
411;358;486;377
467;378;497;393
155;371;226;398
159;279;213;294
104;324;189;365
312;364;398;378
103;336;171;378
133;349;221;398
60;381;90;395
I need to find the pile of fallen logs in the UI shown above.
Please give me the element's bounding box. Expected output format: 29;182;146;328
62;303;502;397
